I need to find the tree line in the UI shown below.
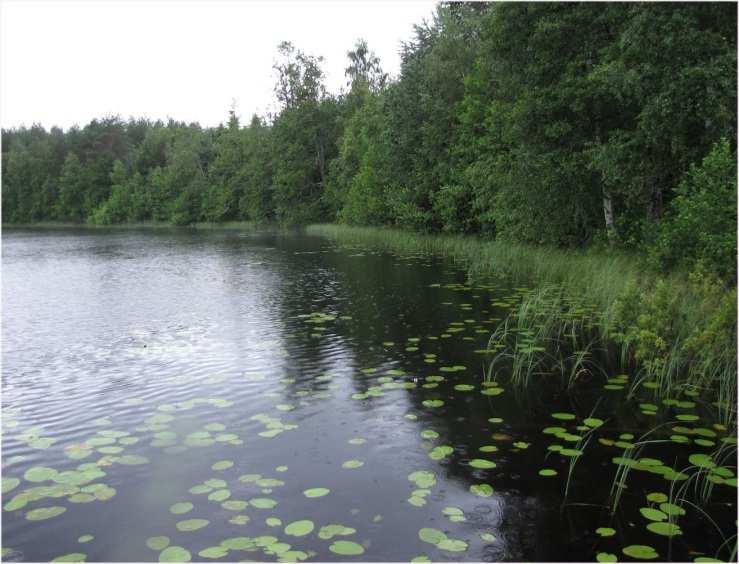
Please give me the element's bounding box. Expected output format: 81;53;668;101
2;2;736;280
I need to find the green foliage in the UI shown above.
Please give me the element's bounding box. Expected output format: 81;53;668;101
1;4;735;283
649;140;737;281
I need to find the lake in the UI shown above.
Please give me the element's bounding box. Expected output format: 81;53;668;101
2;228;736;562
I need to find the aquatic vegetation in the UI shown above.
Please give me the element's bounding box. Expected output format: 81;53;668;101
158;546;191;562
329;540;365;556
284;520;314;537
302;488;330;498
318;524;356;540
26;506;66;520
342;459;364;469
622;545;659;560
176;518;209;532
146;537;170;551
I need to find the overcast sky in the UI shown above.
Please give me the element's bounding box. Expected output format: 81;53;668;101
1;0;437;130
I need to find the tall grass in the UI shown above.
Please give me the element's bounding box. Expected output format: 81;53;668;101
307;224;737;418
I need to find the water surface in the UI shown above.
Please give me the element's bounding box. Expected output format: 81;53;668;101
2;228;735;562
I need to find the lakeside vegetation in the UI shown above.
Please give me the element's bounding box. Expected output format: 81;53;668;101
308;224;736;424
2;3;736;408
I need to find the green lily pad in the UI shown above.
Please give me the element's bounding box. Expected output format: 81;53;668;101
539;469;558;477
208;489;231;502
470;484;493;497
420;430;439;440
422;400;444;408
688;453;715;469
77;535;94;544
318;524;356;540
222;500;248;511
408;471;436;489
146;537;170;551
176;518;209;532
249;497;277;509
303;488;329;498
646;522;682;537
659;502;686;517
169;502;193;515
24;466;58;482
639;507;667;522
646;492;668;503
429;446;453;460
329;541;364;556
469;458;496;469
597;553;618;562
622;545;658;560
52;553;86;562
285;520;314;537
551;413;576;421
266;517;283;527
596;527;616;537
211;460;233;471
437;539;468;552
198;547;229;559
220;537;254;550
342;459;364;469
480;533;496;542
26;506;66;521
419;528;446;545
2;478;20;493
159;546;191;562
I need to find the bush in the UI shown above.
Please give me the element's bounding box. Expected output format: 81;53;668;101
649;139;737;281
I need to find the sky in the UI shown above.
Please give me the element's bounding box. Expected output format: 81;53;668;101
1;0;438;131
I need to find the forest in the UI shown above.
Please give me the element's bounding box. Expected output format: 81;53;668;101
2;2;736;282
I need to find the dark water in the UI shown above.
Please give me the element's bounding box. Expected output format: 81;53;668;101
2;228;736;563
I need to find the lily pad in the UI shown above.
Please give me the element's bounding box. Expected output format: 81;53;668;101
659;502;686;517
318;524;356;540
539;469;558;477
622;545;658;560
159;546;191;562
646;522;682;537
24;466;58;482
249;497;277;509
211;460;233;471
2;478;20;493
422;400;444;408
52;553;86;562
26;506;66;521
342;459;364;469
419;528;446;545
303;488;330;498
146;537;170;551
285;520;314;537
328;541;364;556
639;507;667;522
176;518;209;532
470;484;494;497
596;527;616;537
169;502;193;515
469;458;496;469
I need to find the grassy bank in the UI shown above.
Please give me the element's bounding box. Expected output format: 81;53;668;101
307;224;737;425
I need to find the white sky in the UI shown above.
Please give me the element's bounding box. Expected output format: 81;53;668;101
1;0;437;130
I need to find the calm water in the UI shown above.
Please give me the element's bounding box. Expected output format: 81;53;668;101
2;228;736;562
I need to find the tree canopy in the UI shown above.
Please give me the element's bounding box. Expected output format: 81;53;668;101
3;2;736;280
